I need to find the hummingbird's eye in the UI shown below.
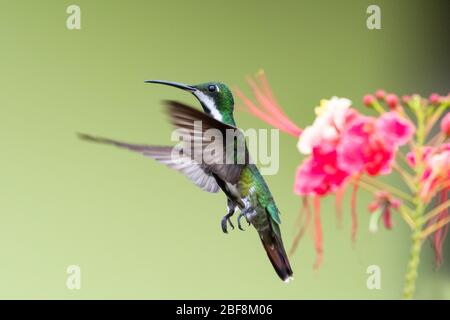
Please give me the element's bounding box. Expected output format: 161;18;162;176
208;85;217;92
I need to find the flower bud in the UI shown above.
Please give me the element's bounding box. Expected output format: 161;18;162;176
429;93;441;105
441;112;450;136
363;94;375;107
385;94;399;109
402;95;411;104
375;89;386;100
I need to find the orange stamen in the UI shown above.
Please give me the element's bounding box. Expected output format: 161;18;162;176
246;76;302;137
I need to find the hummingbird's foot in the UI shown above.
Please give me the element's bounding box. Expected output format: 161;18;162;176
221;214;235;234
237;211;251;231
221;202;236;234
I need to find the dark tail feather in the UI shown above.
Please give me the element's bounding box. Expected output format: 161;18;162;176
77;133;158;152
259;225;294;282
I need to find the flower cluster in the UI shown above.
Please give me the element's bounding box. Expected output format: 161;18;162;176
407;143;450;201
236;71;449;299
294;98;414;196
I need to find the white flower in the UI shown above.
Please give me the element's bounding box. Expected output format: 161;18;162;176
297;97;352;154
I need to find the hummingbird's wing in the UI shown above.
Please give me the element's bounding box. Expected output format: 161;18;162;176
164;100;250;185
78;133;220;193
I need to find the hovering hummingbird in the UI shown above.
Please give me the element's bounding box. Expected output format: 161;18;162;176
79;80;293;282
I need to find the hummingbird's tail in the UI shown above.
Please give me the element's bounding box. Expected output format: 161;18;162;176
259;221;293;283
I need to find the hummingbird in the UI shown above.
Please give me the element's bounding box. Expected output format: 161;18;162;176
79;80;293;282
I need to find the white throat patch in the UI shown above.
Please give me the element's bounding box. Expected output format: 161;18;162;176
194;91;223;122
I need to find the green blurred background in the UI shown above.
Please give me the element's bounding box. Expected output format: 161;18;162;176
0;0;449;299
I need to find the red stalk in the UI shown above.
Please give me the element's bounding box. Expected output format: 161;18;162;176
433;189;449;266
290;197;312;256
351;175;361;243
335;185;346;228
313;195;323;269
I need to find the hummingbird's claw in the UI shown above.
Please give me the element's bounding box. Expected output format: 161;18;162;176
221;216;235;234
221;217;228;233
237;212;248;231
221;204;236;234
237;204;253;231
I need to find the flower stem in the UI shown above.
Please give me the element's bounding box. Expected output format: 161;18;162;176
421;215;450;239
399;206;415;229
393;162;416;192
372;101;385;114
403;226;423;299
423;199;450;222
360;175;414;204
425;102;449;136
403;190;426;299
356;179;378;194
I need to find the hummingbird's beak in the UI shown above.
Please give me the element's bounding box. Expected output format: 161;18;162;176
144;80;196;92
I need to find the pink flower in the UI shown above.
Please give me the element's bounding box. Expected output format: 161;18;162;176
297;97;354;154
338;116;394;175
294;143;349;196
419;144;450;201
237;74;450;281
338;112;414;176
368;191;401;232
406;146;433;167
296;107;415;195
441;112;450;136
408;144;450;201
376;111;415;146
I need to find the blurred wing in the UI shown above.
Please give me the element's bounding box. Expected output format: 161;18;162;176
78;133;220;193
164;100;249;184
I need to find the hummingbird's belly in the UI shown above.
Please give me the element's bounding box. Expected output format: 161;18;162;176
224;182;241;200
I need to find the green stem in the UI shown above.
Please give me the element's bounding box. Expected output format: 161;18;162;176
425;102;449;136
360;175;414;204
402;191;425;299
403;223;423;299
402;94;431;299
372;101;385;114
416;107;426;147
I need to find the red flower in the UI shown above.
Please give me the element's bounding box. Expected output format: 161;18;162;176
368;192;401;232
338;112;414;177
420;144;450;201
338;116;394;176
408;144;450;201
294;143;349;196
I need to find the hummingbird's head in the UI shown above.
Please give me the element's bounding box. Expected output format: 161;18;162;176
145;80;235;124
190;82;234;120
